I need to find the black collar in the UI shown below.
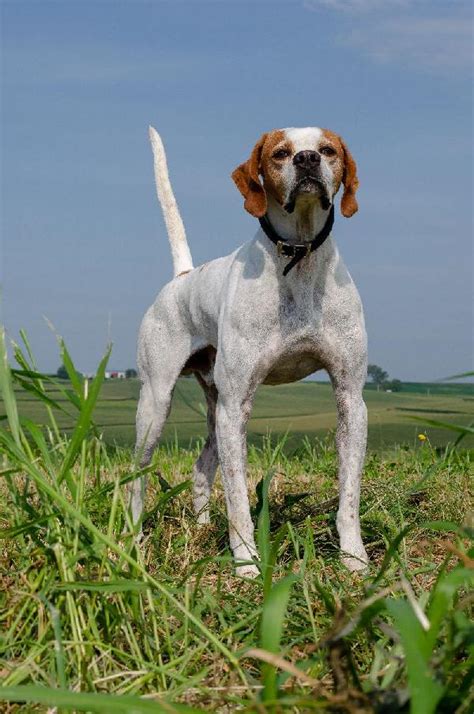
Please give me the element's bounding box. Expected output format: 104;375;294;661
259;205;335;276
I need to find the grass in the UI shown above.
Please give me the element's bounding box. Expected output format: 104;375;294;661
0;333;473;712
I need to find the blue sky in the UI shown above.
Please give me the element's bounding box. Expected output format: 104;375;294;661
1;0;472;380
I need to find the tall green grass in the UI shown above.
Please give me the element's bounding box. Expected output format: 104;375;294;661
1;331;473;713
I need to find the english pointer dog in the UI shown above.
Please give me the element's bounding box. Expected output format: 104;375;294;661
130;126;369;577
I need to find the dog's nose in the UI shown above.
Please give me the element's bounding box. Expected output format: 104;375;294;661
293;150;320;169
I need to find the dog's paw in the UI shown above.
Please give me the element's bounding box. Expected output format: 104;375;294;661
121;525;144;544
342;549;369;574
134;530;145;545
196;511;211;525
235;562;260;579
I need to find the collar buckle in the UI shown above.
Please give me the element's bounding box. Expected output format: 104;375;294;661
259;205;335;276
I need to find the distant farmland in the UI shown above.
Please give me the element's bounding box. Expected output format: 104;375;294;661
12;378;474;452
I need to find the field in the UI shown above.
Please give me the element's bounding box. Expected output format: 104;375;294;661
11;376;474;452
1;341;473;712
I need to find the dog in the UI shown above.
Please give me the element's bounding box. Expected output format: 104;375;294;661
129;125;369;577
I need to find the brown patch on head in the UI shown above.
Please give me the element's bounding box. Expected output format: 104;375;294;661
321;129;359;217
259;130;290;208
231;130;287;217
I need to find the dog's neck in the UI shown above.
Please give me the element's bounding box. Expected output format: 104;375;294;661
265;194;332;245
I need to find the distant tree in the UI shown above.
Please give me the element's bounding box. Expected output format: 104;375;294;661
388;379;402;392
56;364;68;380
126;368;138;379
367;364;389;391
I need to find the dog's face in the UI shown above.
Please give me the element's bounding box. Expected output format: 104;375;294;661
232;127;359;219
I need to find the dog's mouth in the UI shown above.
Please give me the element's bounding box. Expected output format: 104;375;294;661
296;176;321;192
284;178;331;213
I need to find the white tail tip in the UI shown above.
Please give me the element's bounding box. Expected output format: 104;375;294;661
148;125;193;277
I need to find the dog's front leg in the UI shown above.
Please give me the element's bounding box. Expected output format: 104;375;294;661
330;364;369;573
215;390;259;578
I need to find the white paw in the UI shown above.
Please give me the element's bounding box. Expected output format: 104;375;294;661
235;562;260;579
122;524;144;544
196;511;210;525
342;549;369;573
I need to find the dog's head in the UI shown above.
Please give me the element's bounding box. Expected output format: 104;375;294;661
232;127;359;219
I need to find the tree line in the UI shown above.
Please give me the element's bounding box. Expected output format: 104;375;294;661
367;364;402;392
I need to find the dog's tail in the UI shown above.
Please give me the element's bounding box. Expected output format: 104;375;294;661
148;126;194;276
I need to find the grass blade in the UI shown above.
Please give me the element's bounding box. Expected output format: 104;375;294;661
0;684;203;713
0;326;21;446
259;573;298;703
256;471;273;583
408;415;474;435
55;580;151;593
441;371;474;380
58;344;111;485
385;598;444;714
426;567;474;650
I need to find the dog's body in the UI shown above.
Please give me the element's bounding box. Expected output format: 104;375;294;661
130;126;369;577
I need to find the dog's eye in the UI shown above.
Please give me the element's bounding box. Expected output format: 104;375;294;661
320;146;336;157
272;149;290;160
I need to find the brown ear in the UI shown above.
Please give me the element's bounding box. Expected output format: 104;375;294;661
339;138;359;218
231;133;268;218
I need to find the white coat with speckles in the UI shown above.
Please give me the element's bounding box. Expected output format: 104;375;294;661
130;126;369;577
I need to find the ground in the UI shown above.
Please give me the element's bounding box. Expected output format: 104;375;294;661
0;370;472;712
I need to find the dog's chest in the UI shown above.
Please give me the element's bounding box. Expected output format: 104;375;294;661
261;282;328;384
276;268;332;336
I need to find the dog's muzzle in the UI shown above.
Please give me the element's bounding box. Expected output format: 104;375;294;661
284;176;331;213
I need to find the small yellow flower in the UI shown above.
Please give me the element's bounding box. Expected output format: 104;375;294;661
418;433;427;442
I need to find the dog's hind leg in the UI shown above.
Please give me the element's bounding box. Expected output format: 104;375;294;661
192;376;219;525
128;378;173;528
129;328;193;531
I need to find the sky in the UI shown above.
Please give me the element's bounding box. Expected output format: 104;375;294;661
1;0;472;381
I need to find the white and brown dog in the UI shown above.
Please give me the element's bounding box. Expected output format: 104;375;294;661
130;126;368;577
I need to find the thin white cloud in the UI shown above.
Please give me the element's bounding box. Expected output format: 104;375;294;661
304;0;472;73
343;16;472;72
304;0;412;12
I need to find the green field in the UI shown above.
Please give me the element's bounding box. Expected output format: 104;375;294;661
12;377;474;452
